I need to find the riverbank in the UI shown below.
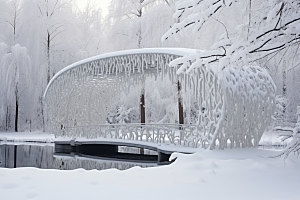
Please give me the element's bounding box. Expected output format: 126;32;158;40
0;131;55;143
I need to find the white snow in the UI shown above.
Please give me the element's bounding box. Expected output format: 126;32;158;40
0;147;299;200
0;131;54;143
0;132;300;199
0;130;287;146
259;131;291;146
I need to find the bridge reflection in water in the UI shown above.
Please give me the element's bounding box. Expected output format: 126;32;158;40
0;144;157;170
55;139;187;165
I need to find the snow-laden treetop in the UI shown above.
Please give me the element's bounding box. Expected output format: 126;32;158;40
162;0;300;72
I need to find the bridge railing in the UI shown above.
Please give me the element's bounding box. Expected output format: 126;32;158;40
61;123;207;148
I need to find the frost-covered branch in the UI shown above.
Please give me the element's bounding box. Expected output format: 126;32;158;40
162;0;234;40
274;106;300;160
273;126;300;160
162;0;300;72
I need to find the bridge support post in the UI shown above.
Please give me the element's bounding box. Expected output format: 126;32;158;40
158;151;171;164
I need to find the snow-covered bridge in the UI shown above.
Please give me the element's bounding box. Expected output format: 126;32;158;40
44;48;276;151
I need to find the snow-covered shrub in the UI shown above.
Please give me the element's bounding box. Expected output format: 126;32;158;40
296;106;300;127
277;106;300;159
274;96;289;121
267;95;289;130
107;105;139;124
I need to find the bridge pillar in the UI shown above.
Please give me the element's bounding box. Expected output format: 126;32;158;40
158;151;171;164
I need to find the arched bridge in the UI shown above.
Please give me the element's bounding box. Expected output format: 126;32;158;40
44;48;276;153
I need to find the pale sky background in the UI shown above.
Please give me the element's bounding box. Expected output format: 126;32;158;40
76;0;111;17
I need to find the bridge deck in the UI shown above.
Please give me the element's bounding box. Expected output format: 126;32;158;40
55;138;197;155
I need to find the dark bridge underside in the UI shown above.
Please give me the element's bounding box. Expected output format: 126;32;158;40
54;141;187;165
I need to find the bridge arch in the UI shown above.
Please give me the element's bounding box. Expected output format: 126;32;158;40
44;48;276;150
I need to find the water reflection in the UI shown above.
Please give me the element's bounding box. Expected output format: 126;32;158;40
258;145;286;150
0;144;156;170
1;143;286;170
54;156;156;170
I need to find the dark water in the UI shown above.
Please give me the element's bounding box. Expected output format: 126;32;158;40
0;143;156;170
1;143;283;170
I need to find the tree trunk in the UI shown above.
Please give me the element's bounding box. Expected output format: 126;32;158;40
138;23;142;48
6;106;10;131
137;7;142;48
140;88;145;155
47;32;51;84
282;62;287;120
178;81;184;126
14;87;18;132
140;89;145;124
41;97;45;132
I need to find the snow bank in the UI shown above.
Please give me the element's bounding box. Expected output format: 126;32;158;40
0;131;54;143
0;148;299;200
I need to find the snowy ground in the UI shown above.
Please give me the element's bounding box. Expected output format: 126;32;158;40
0;132;299;200
0;131;55;143
259;131;291;146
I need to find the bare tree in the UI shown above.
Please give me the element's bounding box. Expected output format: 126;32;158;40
108;0;157;48
35;0;71;84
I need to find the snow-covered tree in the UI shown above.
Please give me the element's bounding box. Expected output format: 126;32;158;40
1;0;22;44
32;0;72;84
163;0;300;155
0;42;10;131
72;0;103;59
273;95;289;126
162;0;300;73
0;0;105;132
105;0;162;51
0;44;31;131
276;106;300;160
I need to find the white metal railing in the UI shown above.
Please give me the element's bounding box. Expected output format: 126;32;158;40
60;123;208;148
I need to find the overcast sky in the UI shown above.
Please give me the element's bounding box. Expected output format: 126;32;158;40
76;0;111;17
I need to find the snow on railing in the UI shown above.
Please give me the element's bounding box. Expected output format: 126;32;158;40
61;123;205;148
